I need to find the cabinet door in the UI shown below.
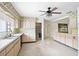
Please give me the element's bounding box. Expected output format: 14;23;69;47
73;38;78;49
66;35;73;47
0;50;6;56
66;39;73;47
23;19;36;29
6;47;15;56
30;19;36;28
22;34;32;42
59;33;66;44
6;42;15;54
14;39;21;56
6;38;21;56
72;35;78;49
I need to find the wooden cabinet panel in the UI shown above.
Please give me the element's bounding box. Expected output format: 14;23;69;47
23;19;36;29
22;18;36;42
0;37;21;56
22;33;36;42
22;34;34;42
72;36;78;49
66;34;72;47
73;39;78;49
6;37;21;56
6;42;15;54
14;39;21;56
12;43;19;56
66;38;73;47
6;47;15;56
0;50;6;56
53;33;77;49
66;35;78;49
58;33;66;44
30;19;35;28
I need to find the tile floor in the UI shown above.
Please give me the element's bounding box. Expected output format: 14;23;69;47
18;39;78;56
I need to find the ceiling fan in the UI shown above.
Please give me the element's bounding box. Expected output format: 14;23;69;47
39;7;61;16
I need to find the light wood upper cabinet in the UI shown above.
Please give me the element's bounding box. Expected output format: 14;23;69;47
23;18;36;29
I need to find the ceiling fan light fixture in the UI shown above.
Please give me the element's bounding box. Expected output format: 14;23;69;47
48;7;51;9
46;13;52;16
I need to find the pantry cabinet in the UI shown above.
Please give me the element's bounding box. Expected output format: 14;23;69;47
22;18;36;42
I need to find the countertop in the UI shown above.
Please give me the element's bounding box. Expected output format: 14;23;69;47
0;33;23;52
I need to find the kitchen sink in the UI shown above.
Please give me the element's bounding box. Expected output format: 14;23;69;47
0;36;18;40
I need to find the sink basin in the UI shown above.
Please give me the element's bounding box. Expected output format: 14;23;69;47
0;34;20;40
0;36;17;40
7;37;16;39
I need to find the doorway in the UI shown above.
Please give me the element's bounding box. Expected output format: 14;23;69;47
36;23;42;41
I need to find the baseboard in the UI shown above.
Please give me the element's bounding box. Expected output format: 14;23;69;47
22;41;37;43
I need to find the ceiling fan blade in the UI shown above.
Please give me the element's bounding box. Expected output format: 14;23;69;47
52;12;61;14
40;12;46;16
51;7;57;11
39;10;46;12
40;13;46;16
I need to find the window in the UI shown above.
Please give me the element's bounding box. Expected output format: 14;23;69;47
0;19;7;32
0;12;14;38
0;19;7;38
58;23;68;33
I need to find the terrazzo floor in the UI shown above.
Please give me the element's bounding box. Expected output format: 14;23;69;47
18;39;78;56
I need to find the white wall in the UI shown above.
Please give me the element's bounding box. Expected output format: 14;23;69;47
0;10;15;38
44;20;51;38
77;7;79;55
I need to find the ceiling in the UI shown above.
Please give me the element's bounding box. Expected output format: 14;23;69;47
12;2;79;20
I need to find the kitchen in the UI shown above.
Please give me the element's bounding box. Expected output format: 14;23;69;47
0;2;78;56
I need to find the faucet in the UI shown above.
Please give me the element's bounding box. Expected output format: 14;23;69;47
6;27;13;37
9;28;12;37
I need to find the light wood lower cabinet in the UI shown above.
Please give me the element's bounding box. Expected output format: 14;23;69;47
22;34;35;42
0;37;21;56
0;50;6;56
72;38;78;49
6;37;21;56
6;46;16;56
53;33;78;50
